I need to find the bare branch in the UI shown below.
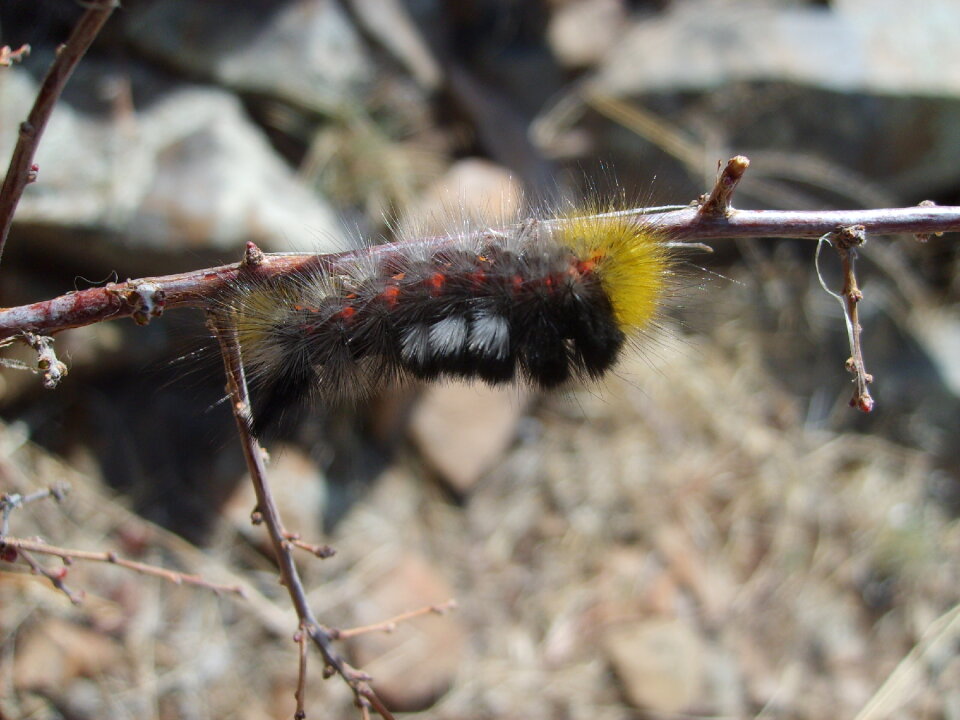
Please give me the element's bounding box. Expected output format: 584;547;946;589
207;310;395;720
332;600;458;640
284;531;337;560
817;225;874;412
0;536;246;595
0;481;68;538
1;201;959;343
16;548;84;604
0;0;118;266
294;625;309;720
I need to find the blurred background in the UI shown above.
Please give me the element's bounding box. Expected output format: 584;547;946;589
1;0;960;718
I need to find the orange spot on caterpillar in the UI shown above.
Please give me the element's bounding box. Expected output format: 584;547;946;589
428;272;445;294
335;306;356;321
381;285;401;307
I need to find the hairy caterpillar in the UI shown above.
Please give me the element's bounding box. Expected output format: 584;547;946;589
230;209;675;437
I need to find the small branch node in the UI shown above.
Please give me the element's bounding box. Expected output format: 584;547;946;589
698;155;750;217
130;282;166;325
20;331;68;388
915;200;944;242
243;241;266;267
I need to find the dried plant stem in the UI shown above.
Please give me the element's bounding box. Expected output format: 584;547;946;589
17;548;83;604
207;310;394;720
0;536;245;595
0;0;118;265
332;600;458;640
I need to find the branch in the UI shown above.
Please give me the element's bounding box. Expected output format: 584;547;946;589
331;600;458;640
1;203;959;342
0;0;118;266
207;309;394;720
0;481;68;537
0;536;246;595
17;548;84;604
817;225;874;412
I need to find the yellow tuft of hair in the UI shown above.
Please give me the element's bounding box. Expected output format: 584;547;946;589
235;284;296;348
556;214;670;332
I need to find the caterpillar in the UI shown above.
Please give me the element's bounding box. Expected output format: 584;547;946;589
230;210;675;437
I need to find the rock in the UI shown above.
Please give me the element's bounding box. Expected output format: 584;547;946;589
548;0;628;69
14;618;123;692
0;71;344;253
603;618;705;713
397;158;524;239
409;381;531;494
126;0;373;115
347;553;464;711
590;0;960;97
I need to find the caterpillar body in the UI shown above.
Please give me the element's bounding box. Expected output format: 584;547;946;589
231;212;673;436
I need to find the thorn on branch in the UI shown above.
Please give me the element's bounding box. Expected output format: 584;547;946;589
20;331;68;388
699;155;750;218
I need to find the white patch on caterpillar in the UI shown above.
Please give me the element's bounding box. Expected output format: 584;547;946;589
468;313;510;360
429;316;469;356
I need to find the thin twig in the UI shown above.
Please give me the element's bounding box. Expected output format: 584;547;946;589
295;625;309;720
0;0;118;266
0;481;68;538
207;310;394;720
832;226;873;411
284;532;337;559
1;203;959;342
0;536;246;595
332;599;457;640
17;548;84;604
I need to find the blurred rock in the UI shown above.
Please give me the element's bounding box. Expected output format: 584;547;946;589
410;381;531;494
548;0;628;69
398;157;524;239
591;0;960;96
603;618;705;713
348;553;464;711
14;617;124;692
563;0;960;199
0;71;343;253
222;444;327;544
348;0;442;91
126;0;373;114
